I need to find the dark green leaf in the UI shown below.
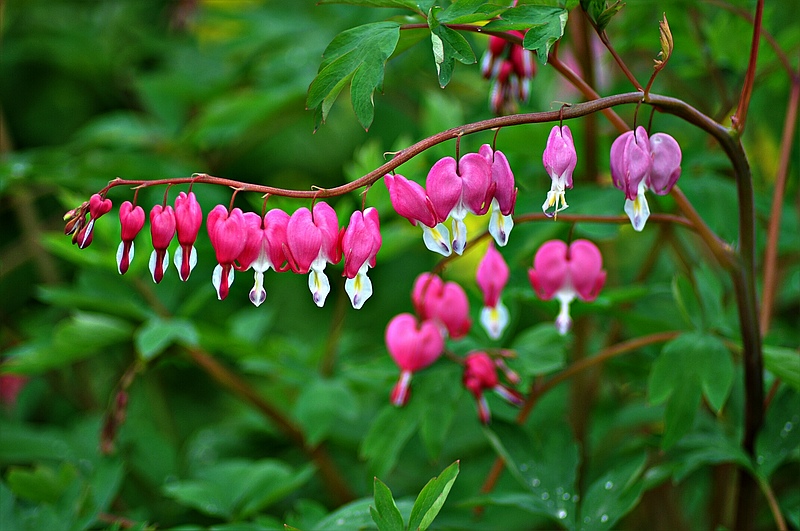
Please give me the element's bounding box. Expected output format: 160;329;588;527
578;453;647;530
756;387;800;478
371;478;404;531
407;460;460;531
484;422;579;525
360;404;421;478
307;22;400;129
6;463;77;504
437;1;508;24
294;377;359;446
511;323;568;376
482;5;567;63
763;346;800;391
135;317;199;361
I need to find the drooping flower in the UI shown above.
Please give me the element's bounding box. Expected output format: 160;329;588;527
542;125;578;218
426;153;493;255
463;351;524;424
76;194;113;249
385;313;445;406
412;272;471;339
610;127;682;231
341;207;382;309
116;201;145;275
148;204;176;284
384;173;451;256
285;202;341;307
610;126;653;231
207;205;247;300
528;239;606;335
238;209;290;307
479;144;517;246
476;242;510;340
173;191;203;281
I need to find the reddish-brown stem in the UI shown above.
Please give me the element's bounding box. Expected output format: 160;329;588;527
760;68;800;334
598;29;644;92
731;0;764;134
669;185;737;270
759;475;788;530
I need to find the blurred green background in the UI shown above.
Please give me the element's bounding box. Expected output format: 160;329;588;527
0;0;797;529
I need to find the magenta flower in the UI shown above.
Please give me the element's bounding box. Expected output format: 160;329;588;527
384;173;451;256
542;125;578;217
76;193;113;249
479;144;517;246
611;128;682;231
385;313;445;406
286;202;341;307
412;273;471;340
341;207;382;309
463;352;523;424
173;191;203;281
648;133;682;195
426;153;493;255
476;242;510;340
116;201;145;275
207;205;247;300
238;209;290;307
528;239;606;334
148;204;176;284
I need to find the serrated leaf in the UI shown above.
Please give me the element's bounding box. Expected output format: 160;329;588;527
135;317;199;361
407;461;460;531
371;478;404;531
307;22;400;130
521;7;568;63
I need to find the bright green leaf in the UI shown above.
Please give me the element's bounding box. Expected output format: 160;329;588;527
370;478;404;531
764;346;800;391
428;7;477;88
307;22;400;129
6;463;78;505
436;0;508;24
407;460;460;531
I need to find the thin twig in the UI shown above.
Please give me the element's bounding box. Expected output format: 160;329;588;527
731;0;764;134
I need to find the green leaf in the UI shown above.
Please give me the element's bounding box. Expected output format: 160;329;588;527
595;0;624;32
135;317;199;361
428;7;476;88
483;422;579;525
163;460;314;520
671;274;703;330
360;404;421;478
370;478;404;531
315;497;414;530
6;463;78;504
416;365;461;460
649;333;734;448
578;453;647;530
294;377;359;446
407;461;460;531
756;387;800;478
763;345;800;391
307;22;400;130
436;0;508;24
482;5;567;63
511;323;568;376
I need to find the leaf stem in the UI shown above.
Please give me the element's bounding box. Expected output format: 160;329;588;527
731;0;764;134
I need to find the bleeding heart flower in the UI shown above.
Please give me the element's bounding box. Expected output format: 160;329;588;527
238;209;290;307
76;194;113;249
286;202;341;307
528;239;606;334
480;144;517;246
385;173;452;256
207;205;247;300
463;351;524;424
412;273;471;340
476;242;510;340
173;191;203;281
542;125;578;218
385;313;445;406
116;201;145;275
341;207;382;309
148;204;176;284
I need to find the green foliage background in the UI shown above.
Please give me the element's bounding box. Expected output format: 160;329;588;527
0;0;798;530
